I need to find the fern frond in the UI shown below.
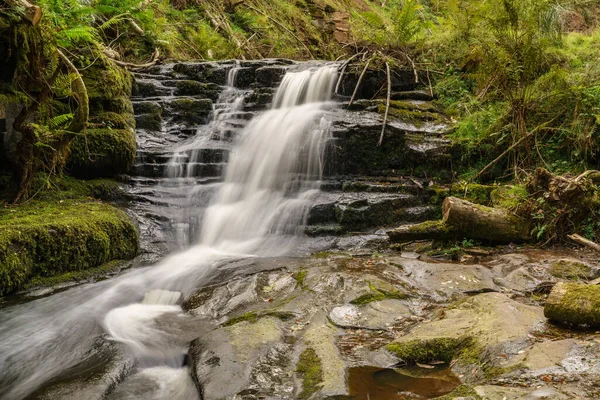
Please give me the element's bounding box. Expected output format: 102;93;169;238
98;13;130;31
49;114;74;129
58;26;99;47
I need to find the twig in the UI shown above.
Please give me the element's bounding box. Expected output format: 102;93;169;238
334;52;363;95
108;48;160;69
243;4;314;58
568;234;600;253
348;58;371;107
378;61;391;147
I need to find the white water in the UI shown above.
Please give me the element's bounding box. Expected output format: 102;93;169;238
0;63;338;399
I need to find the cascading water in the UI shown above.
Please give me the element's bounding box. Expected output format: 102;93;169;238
0;63;338;400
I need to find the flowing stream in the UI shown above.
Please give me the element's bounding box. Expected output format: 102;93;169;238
0;63;338;399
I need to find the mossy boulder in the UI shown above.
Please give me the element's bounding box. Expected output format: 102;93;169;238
545;282;600;327
387;338;463;364
0;201;138;295
82;59;133;101
549;259;595;280
135;112;162;131
174;80;220;99
88;111;135;130
168;98;213;125
67;128;137;178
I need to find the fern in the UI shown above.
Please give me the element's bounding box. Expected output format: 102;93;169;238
49;114;74;129
98;13;131;31
58;26;99;47
52;73;79;97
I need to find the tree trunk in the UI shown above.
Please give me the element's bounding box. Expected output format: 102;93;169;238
545;282;600;327
442;197;531;242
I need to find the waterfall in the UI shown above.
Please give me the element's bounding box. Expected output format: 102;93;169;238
0;63;338;400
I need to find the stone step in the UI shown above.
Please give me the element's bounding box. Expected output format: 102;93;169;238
136;148;229;165
131;162;225;178
307;192;425;229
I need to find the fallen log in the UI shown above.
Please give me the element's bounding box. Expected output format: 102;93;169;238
387;220;452;243
568;233;600;253
545;282;600;327
387;197;531;243
442;197;531;243
9;0;42;25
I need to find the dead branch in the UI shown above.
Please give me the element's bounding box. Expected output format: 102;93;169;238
568;234;600;253
348;58;371;107
334;52;363;95
107;48;160;69
377;61;391;147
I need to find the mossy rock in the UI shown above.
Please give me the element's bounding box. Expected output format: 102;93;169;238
436;384;482;400
174;80;220;99
168;98;212;125
296;347;324;400
83;59;132;100
386;338;463;364
89;111;135;130
0;201;138;295
135;112;162;131
67;128;137;178
549;259;594;280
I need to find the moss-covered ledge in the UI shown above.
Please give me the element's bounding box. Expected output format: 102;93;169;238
0;200;138;295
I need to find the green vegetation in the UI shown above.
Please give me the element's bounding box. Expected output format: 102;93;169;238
386;337;462;364
296;347;324;400
350;282;407;305
550;259;592;280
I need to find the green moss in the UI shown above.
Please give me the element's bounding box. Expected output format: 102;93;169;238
436;385;482;400
174;80;219;97
296;347;323;400
408;220;449;234
450;183;495;205
25;259;127;289
88;111;135;130
293;270;308;289
350;282;408;305
67;128;136;178
545;282;600;326
549;260;592;280
386;338;463;364
170;98;213;125
222;310;295;327
83;59;132;100
378;100;445;126
491;185;528;210
0;200;138;295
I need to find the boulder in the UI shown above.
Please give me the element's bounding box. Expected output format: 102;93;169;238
68;128;136;178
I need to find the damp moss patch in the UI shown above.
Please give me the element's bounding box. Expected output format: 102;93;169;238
386;338;463;364
0;200;138;296
296;347;324;400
